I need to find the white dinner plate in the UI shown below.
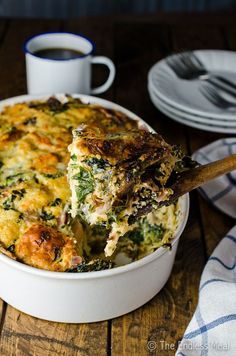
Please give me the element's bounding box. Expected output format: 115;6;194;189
148;80;236;126
148;50;236;120
148;86;236;134
148;82;236;128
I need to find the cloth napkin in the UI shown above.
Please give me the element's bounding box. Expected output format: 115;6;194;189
176;138;236;356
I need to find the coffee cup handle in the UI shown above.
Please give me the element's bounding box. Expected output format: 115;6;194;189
91;56;115;95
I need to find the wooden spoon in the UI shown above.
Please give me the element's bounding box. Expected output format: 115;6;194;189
169;154;236;202
130;154;236;221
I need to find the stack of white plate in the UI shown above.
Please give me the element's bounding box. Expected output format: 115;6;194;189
148;50;236;134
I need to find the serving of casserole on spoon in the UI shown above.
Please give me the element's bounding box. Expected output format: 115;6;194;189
68;123;196;257
68;122;236;257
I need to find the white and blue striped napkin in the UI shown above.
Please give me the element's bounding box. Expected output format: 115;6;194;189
176;138;236;356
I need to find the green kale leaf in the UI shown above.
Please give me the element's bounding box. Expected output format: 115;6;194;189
72;167;94;202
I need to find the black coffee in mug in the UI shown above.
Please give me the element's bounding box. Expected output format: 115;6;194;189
34;47;85;60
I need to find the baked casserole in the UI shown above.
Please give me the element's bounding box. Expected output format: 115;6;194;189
0;96;192;272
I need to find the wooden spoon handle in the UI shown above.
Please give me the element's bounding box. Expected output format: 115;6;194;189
171;154;236;199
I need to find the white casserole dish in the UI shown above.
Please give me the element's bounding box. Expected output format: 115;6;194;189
0;94;189;323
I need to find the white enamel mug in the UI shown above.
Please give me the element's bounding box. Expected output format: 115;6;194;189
24;32;115;95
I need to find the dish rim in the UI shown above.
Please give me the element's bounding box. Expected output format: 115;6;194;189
0;93;190;280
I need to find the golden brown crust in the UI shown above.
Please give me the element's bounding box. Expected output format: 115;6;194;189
15;224;79;272
73;126;171;167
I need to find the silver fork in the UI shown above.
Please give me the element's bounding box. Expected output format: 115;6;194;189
200;84;236;110
166;51;236;97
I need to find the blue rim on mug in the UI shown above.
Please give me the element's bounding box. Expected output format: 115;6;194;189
23;31;96;61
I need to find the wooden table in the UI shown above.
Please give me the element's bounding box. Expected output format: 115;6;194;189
0;12;235;356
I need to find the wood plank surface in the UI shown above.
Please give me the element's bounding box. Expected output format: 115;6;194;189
1;305;107;356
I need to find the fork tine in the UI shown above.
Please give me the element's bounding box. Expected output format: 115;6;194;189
206;86;221;101
167;51;206;79
188;52;205;70
200;85;219;106
204;85;226;104
167;54;189;77
168;52;197;77
180;52;202;72
200;84;232;108
174;54;189;69
166;56;183;76
176;51;205;76
174;58;188;75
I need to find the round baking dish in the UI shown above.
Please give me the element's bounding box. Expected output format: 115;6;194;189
0;94;189;323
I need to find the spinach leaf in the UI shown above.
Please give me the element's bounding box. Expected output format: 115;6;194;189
141;220;164;243
68;259;114;272
3;197;14;210
40;209;55;221
71;154;77;161
7;244;15;252
124;230;144;244
85;157;110;174
2;189;25;210
42;172;64;179
23;117;37;125
5;173;25;186
72;167;94;202
12;189;26;198
50;198;62;206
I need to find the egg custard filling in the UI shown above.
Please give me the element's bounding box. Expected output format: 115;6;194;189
0;96;193;272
